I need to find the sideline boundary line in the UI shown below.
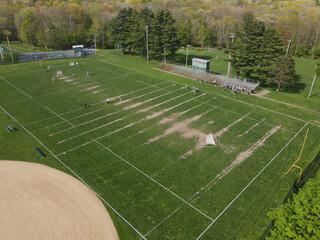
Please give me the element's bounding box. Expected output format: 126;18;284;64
0;105;147;240
95;140;214;221
195;121;309;240
97;59;307;123
0;76;33;99
44;106;75;127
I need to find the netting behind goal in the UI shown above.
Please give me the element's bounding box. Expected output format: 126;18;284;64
18;50;95;62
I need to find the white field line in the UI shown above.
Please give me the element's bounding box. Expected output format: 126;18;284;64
141;204;184;239
117;84;175;105
0;106;147;240
125;87;183;110
57;119;145;156
42;108;104;129
83;62;124;76
2;83;94;107
95;140;214;221
57;93;207;156
51;87;181;136
24;81;166;127
0;76;33;99
140;91;191;113
98;59;307;123
57;117;124;144
44;106;75;127
3;69;43;77
49;111;117;136
195;121;309;240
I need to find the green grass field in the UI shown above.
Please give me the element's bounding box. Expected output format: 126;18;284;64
1;50;320;239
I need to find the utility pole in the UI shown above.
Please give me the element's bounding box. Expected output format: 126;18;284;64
286;39;291;56
94;33;97;56
29;45;33;61
7;37;14;63
227;33;236;78
185;45;191;67
308;65;317;98
146;25;149;64
0;45;5;64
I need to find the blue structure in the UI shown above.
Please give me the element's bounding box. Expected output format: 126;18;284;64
192;58;210;72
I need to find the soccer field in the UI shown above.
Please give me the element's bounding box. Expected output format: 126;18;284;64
1;51;320;239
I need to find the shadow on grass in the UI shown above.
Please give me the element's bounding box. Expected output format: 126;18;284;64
279;74;306;93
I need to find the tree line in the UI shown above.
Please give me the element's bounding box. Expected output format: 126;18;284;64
0;0;320;59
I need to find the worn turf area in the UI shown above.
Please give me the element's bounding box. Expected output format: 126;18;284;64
1;50;319;239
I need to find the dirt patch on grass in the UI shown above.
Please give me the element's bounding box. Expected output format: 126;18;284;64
58;76;68;80
218;125;281;179
158;117;175;124
81;85;100;91
0;160;119;240
64;79;74;82
208;120;214;124
93;90;103;94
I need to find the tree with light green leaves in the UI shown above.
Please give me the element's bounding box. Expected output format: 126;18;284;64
267;55;295;92
267;174;320;239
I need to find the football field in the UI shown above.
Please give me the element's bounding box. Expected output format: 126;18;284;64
1;51;319;239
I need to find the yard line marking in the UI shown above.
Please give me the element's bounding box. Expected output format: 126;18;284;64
57;93;207;156
57;119;145;156
57;117;124;144
49;111;117;136
195;121;309;240
44;106;75;127
95;140;214;221
141;204;184;239
0;76;33;99
42;108;104;129
0;106;147;240
98;59;307;123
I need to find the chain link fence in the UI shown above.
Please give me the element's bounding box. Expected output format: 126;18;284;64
161;63;259;90
18;50;95;62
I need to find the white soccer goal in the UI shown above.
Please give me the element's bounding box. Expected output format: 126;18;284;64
206;133;217;145
69;62;74;66
56;70;63;76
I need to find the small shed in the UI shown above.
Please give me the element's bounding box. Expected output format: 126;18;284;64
192;58;210;72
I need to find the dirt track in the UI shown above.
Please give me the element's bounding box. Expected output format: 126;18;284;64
0;161;119;240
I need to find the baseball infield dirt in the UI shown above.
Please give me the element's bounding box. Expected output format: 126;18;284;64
0;161;119;240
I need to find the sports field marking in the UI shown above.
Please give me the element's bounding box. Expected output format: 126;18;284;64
0;106;147;240
124;87;183;110
97;59;307;123
195;121;309;240
0;76;33;99
140;91;191;113
57;117;124;144
116;84;174;105
42;108;104;129
24;81;166;127
44;106;75;127
95;140;214;221
57;93;207;156
83;62;125;76
49;111;117;136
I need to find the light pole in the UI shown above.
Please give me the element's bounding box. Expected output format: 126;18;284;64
286;39;291;56
185;45;191;67
146;25;149;64
308;65;318;98
227;33;236;78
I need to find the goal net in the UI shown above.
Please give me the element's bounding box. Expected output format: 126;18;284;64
206;133;217;145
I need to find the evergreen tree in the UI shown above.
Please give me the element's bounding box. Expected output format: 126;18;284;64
129;8;153;57
267;175;320;239
267;55;295;92
110;8;132;53
149;9;179;63
258;27;283;83
230;11;265;81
